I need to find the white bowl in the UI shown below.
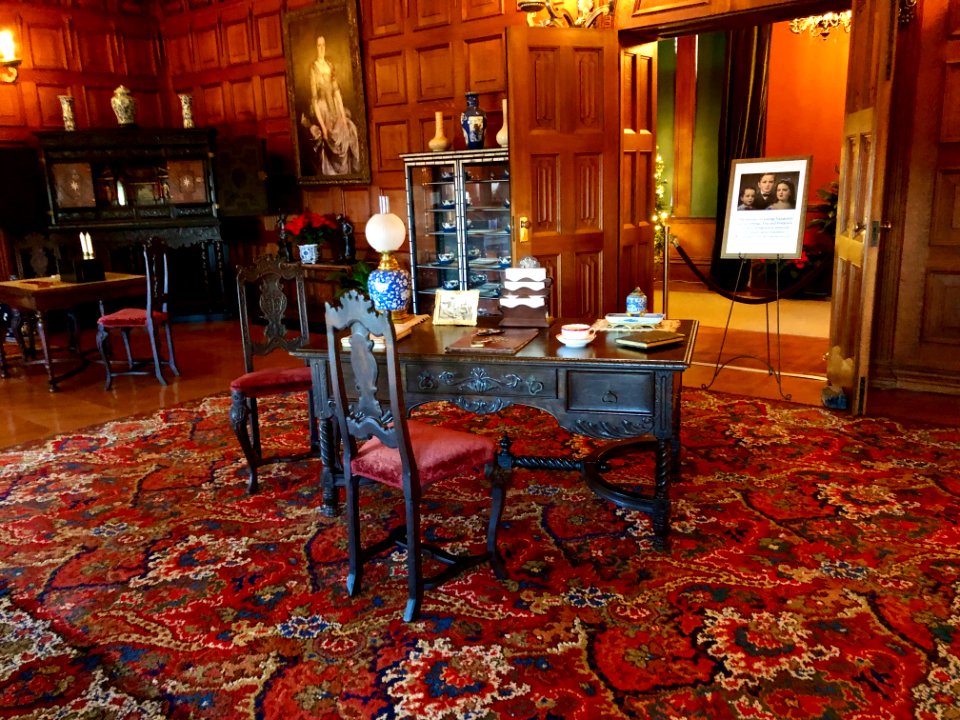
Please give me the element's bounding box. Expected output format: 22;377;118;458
556;333;594;348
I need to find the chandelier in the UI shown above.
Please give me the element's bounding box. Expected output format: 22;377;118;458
788;11;852;39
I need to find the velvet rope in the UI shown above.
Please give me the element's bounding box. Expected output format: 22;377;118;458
670;238;831;305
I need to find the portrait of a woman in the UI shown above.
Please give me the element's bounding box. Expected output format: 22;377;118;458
765;179;796;210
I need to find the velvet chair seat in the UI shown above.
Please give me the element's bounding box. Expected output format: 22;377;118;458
98;308;168;328
229;365;312;396
352;420;496;489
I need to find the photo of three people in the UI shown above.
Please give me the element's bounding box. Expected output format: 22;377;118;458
737;171;800;211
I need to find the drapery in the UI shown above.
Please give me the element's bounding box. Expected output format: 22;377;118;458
710;26;772;290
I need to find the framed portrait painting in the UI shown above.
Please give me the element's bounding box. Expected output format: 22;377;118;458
283;0;371;186
720;156;811;259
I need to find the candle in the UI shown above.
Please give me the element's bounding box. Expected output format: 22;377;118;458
0;31;14;63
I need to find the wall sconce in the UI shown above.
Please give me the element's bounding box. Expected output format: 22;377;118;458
0;29;22;83
788;11;852;40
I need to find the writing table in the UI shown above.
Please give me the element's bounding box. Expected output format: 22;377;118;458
293;318;698;549
0;273;144;391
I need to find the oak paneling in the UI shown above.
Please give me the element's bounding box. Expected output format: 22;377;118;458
84;86;118;127
222;10;252;66
374;119;408;173
573;49;601;128
921;272;960;342
464;34;505;93
28;22;69;71
194;21;221;71
120;29;159;77
932;169;960;247
202;83;226;124
261;72;287;119
531;50;558;130
574;251;600;318
531;155;558;231
366;0;403;38
0;84;25;126
574;153;601;230
943;61;960;142
230;78;257;122
463;0;504;22
371;51;407;106
414;0;452;31
166;32;192;76
416;45;454;101
76;26;115;75
36;84;71;127
254;9;283;60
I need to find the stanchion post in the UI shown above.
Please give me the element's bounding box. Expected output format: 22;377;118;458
662;225;671;317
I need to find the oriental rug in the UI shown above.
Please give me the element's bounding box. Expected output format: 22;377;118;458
0;391;958;719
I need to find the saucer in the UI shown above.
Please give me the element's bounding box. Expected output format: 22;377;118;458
556;333;595;348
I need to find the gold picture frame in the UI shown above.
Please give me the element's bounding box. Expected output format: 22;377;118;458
283;0;371;186
432;290;480;326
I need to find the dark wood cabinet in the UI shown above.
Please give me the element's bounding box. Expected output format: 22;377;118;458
36;128;230;319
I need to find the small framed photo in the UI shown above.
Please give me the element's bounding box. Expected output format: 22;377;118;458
433;290;480;326
721;156;811;259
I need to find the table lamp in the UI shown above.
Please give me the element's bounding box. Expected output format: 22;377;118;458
366;196;411;321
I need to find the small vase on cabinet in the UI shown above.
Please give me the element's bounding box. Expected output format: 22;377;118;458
460;93;487;150
428;111;450;152
58;95;76;131
110;86;137;126
178;94;194;128
496;99;508;148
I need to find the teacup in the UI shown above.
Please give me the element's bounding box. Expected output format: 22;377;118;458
436;252;455;265
467;248;482;259
497;256;511;268
441;221;456;232
560;323;594;341
469;272;487;288
442;279;459;290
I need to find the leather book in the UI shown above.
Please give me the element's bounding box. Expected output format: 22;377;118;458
614;330;685;350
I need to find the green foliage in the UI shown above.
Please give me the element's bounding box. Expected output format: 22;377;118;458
808;178;839;240
653;148;672;263
326;260;372;299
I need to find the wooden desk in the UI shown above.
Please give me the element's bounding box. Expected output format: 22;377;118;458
292;319;698;549
0;273;144;391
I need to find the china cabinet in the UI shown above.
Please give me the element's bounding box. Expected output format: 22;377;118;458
401;148;512;316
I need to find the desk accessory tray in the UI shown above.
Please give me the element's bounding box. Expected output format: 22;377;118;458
60;258;106;283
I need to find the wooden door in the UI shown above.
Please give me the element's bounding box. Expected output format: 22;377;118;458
507;25;621;319
619;41;657;303
829;0;898;414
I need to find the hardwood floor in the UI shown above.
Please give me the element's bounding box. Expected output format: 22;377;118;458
1;316;956;451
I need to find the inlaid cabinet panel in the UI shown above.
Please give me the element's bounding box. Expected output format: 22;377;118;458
254;10;283;60
372;51;407;106
374;119;408;172
261;73;287;119
416;45;454;101
921;272;960;343
413;0;452;30
931;169;960;247
120;29;160;77
463;0;504;22
27;23;70;71
464;35;505;93
194;21;221;71
366;0;403;38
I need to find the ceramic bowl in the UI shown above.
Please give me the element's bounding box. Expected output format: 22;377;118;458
442;279;459;290
441;221;456;232
498;256;512;268
436;252;455;265
469;272;487;288
467;248;482;259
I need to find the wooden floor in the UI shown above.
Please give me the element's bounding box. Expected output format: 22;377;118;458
1;317;957;450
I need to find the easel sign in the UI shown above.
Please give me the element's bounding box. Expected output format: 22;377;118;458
720;156;811;259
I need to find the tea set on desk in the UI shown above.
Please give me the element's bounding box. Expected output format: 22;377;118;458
555;287;681;349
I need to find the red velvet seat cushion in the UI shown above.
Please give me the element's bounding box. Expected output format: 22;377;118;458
351;419;495;489
98;308;168;328
229;365;312;396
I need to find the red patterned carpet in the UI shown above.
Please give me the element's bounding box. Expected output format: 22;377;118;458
0;391;958;719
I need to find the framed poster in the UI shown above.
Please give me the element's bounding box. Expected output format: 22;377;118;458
720;156;812;259
283;0;371;186
433;290;480;326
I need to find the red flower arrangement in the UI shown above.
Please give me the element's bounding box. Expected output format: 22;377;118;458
283;210;339;245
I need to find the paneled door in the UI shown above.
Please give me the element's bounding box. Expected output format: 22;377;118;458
507;25;621;319
829;0;898;414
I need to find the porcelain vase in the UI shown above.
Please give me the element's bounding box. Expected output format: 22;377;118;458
298;243;319;265
110;86;137;126
428;111;450;152
58;95;76;131
496;98;508;148
460;93;487;150
368;265;411;317
178;94;194;128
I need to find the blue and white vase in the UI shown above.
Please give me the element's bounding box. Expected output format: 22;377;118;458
460;93;487;150
368;267;411;317
626;287;647;315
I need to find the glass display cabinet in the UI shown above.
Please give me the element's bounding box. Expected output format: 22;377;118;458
401;148;511;316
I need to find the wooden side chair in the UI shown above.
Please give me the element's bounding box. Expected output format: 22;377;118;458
325;290;510;622
230;254;318;493
96;239;179;390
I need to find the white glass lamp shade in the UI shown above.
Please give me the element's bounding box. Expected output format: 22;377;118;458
366;212;406;254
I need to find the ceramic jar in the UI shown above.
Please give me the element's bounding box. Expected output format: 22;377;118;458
58;95;76;131
626;287;648;314
110;86;137;126
178;94;194;128
368;267;411;317
460;93;487;150
428;111;450;152
496;98;508;148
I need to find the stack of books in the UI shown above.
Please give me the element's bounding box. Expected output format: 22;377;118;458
498;267;552;327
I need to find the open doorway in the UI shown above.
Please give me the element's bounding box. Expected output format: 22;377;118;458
653;19;850;375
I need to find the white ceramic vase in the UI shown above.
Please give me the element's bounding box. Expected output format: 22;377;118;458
178;94;194;128
58;95;76;131
496;98;508;148
110;86;137;126
428;111;449;152
298;243;319;265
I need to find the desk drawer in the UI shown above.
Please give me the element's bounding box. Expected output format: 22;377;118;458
566;371;655;413
407;362;557;399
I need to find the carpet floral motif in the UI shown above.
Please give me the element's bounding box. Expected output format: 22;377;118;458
0;391;958;719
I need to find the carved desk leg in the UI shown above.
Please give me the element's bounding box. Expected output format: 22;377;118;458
650;437;672;552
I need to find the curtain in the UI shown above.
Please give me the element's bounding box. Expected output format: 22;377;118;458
709;26;772;290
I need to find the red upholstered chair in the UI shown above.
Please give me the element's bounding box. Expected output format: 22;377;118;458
230;254;318;493
325;290;510;622
96;239;179;390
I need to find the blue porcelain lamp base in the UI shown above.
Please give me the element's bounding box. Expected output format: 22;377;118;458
368;264;411;321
